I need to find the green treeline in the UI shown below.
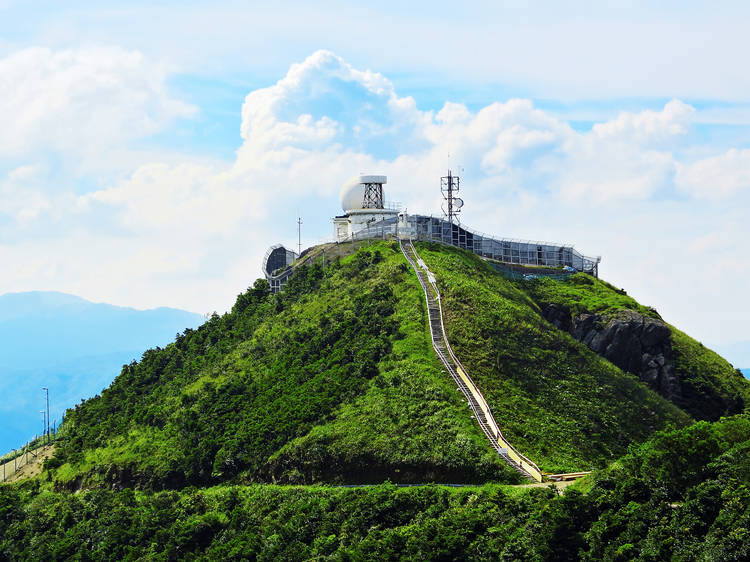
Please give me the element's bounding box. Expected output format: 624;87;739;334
2;415;748;560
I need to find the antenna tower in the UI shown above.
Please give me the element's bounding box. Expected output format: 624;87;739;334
441;170;464;224
297;216;303;256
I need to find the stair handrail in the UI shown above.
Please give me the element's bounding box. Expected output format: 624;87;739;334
405;240;543;482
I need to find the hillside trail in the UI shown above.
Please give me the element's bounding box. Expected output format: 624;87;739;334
516;479;578;490
399;238;544;483
1;444;55;483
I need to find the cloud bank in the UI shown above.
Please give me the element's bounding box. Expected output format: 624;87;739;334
2;49;748;351
0;46;195;158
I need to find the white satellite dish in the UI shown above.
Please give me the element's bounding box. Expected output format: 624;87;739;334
453;197;464;209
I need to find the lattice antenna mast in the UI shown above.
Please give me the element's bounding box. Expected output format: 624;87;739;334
441;170;463;224
361;181;384;208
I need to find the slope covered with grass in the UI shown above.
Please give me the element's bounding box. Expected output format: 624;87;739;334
5;241;750;560
417;242;692;473
51;242;521;489
46;241;701;488
522;272;750;420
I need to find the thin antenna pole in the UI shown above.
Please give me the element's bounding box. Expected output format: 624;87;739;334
43;387;49;443
448;170;453;223
297;216;303;256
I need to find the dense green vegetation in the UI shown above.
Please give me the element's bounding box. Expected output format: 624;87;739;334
3;240;750;558
521;271;750;421
416;243;692;472
45;241;710;488
44;241;745;487
50;243;519;489
2;415;748;560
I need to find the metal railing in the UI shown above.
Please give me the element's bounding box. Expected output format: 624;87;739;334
399;238;543;482
1;432;57;483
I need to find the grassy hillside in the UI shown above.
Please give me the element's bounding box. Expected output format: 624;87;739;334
4;240;750;559
521;272;750;420
416;243;692;473
44;241;704;489
50;243;520;489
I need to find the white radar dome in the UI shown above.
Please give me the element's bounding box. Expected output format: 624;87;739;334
339;174;387;212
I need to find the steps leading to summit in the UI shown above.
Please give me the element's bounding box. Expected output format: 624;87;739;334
400;238;544;482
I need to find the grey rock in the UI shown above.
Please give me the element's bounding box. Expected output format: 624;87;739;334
542;304;682;405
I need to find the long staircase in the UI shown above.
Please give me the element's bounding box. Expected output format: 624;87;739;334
399;238;544;482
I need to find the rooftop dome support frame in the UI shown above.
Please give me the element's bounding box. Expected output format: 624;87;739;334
362;182;384;209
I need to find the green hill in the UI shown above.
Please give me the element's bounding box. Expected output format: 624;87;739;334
2;240;750;559
43;241;745;490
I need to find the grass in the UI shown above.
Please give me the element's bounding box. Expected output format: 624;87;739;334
520;272;660;319
49;242;521;488
42;240;744;490
4;241;750;560
517;260;750;421
415;242;692;473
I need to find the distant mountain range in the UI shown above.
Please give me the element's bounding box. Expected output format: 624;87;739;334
0;291;203;452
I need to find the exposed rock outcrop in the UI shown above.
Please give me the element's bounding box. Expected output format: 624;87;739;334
543;305;682;405
542;304;746;420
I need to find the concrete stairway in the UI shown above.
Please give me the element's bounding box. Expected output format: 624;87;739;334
399;238;543;482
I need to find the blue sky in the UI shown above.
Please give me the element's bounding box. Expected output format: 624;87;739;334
1;1;749;366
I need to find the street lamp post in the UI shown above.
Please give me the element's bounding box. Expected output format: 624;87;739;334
40;410;45;445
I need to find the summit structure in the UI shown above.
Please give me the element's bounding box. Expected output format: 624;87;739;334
263;173;601;291
333;175;401;241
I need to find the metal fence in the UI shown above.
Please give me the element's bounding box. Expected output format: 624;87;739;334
1;433;56;483
264;214;601;291
341;214;600;276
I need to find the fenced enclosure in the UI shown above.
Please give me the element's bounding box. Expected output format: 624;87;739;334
344;214;600;276
264;214;601;292
1;431;58;483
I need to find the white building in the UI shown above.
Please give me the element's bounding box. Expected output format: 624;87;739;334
333;175;400;242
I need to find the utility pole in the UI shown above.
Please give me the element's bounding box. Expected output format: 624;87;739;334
297;216;303;257
42;387;49;443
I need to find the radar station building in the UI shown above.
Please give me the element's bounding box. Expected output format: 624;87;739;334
263;173;601;292
333;175;400;241
262;244;298;292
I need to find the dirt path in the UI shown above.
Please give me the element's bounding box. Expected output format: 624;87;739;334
0;445;55;483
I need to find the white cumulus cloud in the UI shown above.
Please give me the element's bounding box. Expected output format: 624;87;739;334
2;49;749;349
0;46;196;159
676;148;750;198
